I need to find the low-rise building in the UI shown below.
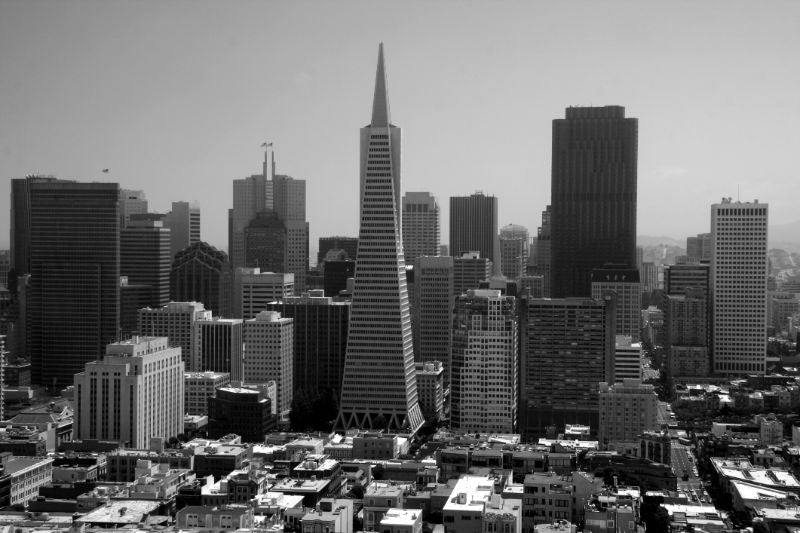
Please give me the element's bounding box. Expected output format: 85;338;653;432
176;503;254;531
5;455;54;506
300;497;353;533
380;508;423;533
364;483;405;531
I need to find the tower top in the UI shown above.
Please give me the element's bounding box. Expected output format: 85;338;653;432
371;43;391;127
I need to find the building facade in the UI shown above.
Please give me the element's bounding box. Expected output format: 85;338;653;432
499;224;530;281
402;192;440;264
164;201;200;257
121;218;171;309
598;379;659;449
412;256;454;384
197;318;244;383
449;193;499;264
591;265;641;342
243;311;294;422
138;301;212;372
185;371;231;416
233;268;294;320
170;241;233;318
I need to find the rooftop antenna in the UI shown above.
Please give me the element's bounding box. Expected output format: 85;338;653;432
737;184;740;202
261;142;273;179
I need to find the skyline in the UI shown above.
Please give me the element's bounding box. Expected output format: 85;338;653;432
2;1;800;254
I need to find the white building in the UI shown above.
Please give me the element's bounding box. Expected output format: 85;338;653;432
614;335;642;381
443;475;521;533
184;371;231;416
138;301;211;371
74;337;184;449
6;456;54;506
711;199;768;374
598;379;659;449
244;311;293;422
234;268;294;320
451;289;518;433
380;508;423;533
591;266;642;343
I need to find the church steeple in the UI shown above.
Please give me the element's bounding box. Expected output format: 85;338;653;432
370;43;391;127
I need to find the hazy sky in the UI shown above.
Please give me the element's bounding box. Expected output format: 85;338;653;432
2;1;799;255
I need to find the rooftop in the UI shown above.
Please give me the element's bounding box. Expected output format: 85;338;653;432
79;500;160;524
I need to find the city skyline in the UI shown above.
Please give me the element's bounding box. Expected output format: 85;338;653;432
2;2;800;254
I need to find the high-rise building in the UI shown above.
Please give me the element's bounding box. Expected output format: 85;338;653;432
499;224;529;281
273;175;309;293
231;167;272;270
664;263;710;301
711;199;768;375
322;260;355;298
686;233;712;262
243;310;293;422
12;177;120;387
137;301;211;371
519;295;616;440
266;290;350;399
317;237;358;266
207;387;277;442
121;218;171;308
170;242;232;318
449;193;499;264
119;189;148;228
74;337;184;448
453;252;492;296
335;45;424;433
530;206;552;297
233;268;294;320
614;335;643;381
591;265;641;342
664;289;709;378
451;289;517;433
164;201;200;257
243;211;286;272
598;379;659;449
184;371;231;416
412;256;454;384
769;292;800;334
415;361;444;422
550;106;638;298
402;192;440;264
197;318;244;383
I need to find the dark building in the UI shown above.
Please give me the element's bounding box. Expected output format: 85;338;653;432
170;242;232;317
453;252;491;296
550;106;638;298
322;260;355;297
207;387;276;443
664;262;710;301
266;291;350;398
244;210;286;272
449;193;499;265
119;282;151;338
12;177;120;387
529;206;552;297
519;295;616;441
120;219;171;308
317;237;358;267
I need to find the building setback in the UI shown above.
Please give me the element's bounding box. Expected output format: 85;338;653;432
550;106;638;298
335;44;424;433
74;337;184;449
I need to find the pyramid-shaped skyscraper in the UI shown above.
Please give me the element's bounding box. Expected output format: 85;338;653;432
335;44;424;434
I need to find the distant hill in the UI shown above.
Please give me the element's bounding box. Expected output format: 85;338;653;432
770;220;800;252
638;236;684;247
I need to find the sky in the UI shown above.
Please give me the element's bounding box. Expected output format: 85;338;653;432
1;1;799;256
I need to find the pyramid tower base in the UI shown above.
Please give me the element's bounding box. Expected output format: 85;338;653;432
334;404;424;436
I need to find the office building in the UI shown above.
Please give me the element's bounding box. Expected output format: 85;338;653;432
138;301;211;371
243;211;286;272
711;199;769;374
322;259;355;297
453;252;492;296
519;296;616;440
185;371;231;416
686;233;712;262
664;263;710;301
598;379;659;449
769;292;799;334
231;165;272;270
550;106;638;298
119;281;151;338
266;290;350;398
614;335;642;381
74;337;184;448
170;241;232;317
415;361;444;422
273;174;309;292
233;268;294;319
335;45;424;433
197;318;244;383
451;289;517;433
208;387;276;442
449;193;499;264
402;192;440;264
591;265;641;342
412;256;454;383
12;177;120;387
243;311;294;421
121;218;171;308
317;236;358;266
499;224;530;280
530;206;552;297
164;201;200;257
119;189;148;228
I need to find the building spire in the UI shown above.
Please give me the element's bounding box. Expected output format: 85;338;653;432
371;43;391;127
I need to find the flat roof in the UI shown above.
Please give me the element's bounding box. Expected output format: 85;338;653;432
79;500;160;524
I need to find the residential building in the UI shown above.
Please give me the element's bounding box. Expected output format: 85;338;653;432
74;337;184;449
711;199;769;374
451;289;518;433
402;192;440;264
550;106;638;298
381;509;423;533
598;379;659;449
334;45;424;433
243;310;293;421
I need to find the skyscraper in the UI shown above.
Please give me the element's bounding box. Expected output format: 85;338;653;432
711;199;768;375
243;211;286;272
243;310;294;422
402;192;440;264
170;242;232;318
412;256;454;383
138;301;211;371
120;218;171;308
499;224;530;281
550;106;638;298
590;265;641;342
231;165;272;270
335;45;424;433
449;193;499;264
12;177;120;387
164;201;200;257
273;174;309;293
119;189;148;228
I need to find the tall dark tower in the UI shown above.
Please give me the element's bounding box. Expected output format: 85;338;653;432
12;177;120;388
550;106;638;298
449;193;499;263
335;44;424;434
